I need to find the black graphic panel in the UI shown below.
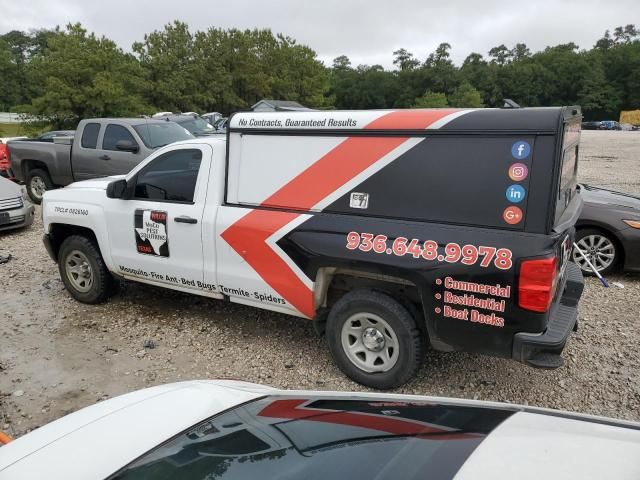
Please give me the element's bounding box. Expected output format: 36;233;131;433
325;136;540;230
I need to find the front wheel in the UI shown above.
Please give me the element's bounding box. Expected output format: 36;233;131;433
572;228;620;275
326;290;423;389
58;235;114;304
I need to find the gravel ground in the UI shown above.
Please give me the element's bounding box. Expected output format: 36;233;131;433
1;130;639;438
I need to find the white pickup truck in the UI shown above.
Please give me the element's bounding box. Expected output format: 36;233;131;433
41;108;584;388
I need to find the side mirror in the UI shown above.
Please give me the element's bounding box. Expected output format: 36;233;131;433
116;140;139;153
106;179;128;199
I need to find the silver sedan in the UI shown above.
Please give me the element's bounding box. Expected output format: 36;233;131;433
0;176;34;231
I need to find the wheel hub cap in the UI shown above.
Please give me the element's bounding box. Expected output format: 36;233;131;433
31;177;46;198
573;234;615;273
362;327;385;352
65;250;94;293
341;313;400;373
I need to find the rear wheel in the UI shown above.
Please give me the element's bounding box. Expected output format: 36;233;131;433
572;228;620;275
326;290;423;389
58;235;114;304
26;168;53;204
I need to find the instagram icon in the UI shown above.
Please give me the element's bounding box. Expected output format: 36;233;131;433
508;163;528;182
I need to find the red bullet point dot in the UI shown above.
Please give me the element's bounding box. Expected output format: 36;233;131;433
435;279;442;285
435;293;442;300
435;307;441;314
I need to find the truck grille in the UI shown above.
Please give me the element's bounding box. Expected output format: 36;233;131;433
0;196;23;211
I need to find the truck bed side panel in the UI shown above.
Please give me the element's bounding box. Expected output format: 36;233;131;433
7;141;73;185
281;213;562;357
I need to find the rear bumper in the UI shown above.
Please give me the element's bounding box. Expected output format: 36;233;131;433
512;262;584;368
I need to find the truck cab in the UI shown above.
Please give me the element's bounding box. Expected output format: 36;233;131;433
41;107;584;389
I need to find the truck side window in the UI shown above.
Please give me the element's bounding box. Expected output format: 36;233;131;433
103;124;137;151
81;123;100;149
134;149;202;203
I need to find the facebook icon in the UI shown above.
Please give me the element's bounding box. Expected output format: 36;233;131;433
506;184;526;203
511;141;531;159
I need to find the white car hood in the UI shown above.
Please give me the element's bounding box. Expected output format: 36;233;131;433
64;176;125;191
455;411;640;479
2;385;639;480
0;380;272;480
0;176;22;200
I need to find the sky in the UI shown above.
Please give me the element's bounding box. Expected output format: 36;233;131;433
0;0;638;67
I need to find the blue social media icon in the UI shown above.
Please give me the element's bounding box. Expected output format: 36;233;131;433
506;184;526;203
511;141;531;159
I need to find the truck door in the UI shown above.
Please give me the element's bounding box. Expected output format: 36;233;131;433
94;123;145;177
104;144;214;294
73;122;101;181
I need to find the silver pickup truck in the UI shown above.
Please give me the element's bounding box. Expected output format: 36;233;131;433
8;118;194;203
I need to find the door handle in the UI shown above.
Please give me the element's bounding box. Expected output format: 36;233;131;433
174;216;198;224
99;155;111;160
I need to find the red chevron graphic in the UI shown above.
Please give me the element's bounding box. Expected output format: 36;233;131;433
221;110;462;318
257;398;477;440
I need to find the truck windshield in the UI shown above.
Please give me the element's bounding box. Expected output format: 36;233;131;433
134;122;194;149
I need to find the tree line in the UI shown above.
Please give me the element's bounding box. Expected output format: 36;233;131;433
0;22;638;127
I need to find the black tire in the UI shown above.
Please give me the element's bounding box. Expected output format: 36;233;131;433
326;289;423;389
26;168;54;204
58;235;114;304
573;228;621;276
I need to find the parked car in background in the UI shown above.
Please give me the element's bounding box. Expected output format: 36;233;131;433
202;111;223;125
0;137;27;180
600;120;622;130
1;381;640;480
7;118;194;203
581;121;603;130
0;142;10;179
574;184;640;274
212;116;228;133
0;176;34;231
159;113;219;137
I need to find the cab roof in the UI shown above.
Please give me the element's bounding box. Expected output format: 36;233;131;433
82;118;175;126
229;107;581;133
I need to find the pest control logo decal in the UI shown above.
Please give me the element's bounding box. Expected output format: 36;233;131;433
135;210;169;257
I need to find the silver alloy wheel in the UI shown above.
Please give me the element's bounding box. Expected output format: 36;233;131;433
30;176;46;200
573;234;616;273
341;313;399;373
65;250;94;293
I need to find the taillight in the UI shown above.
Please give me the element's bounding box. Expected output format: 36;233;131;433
518;257;558;313
0;144;7;170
